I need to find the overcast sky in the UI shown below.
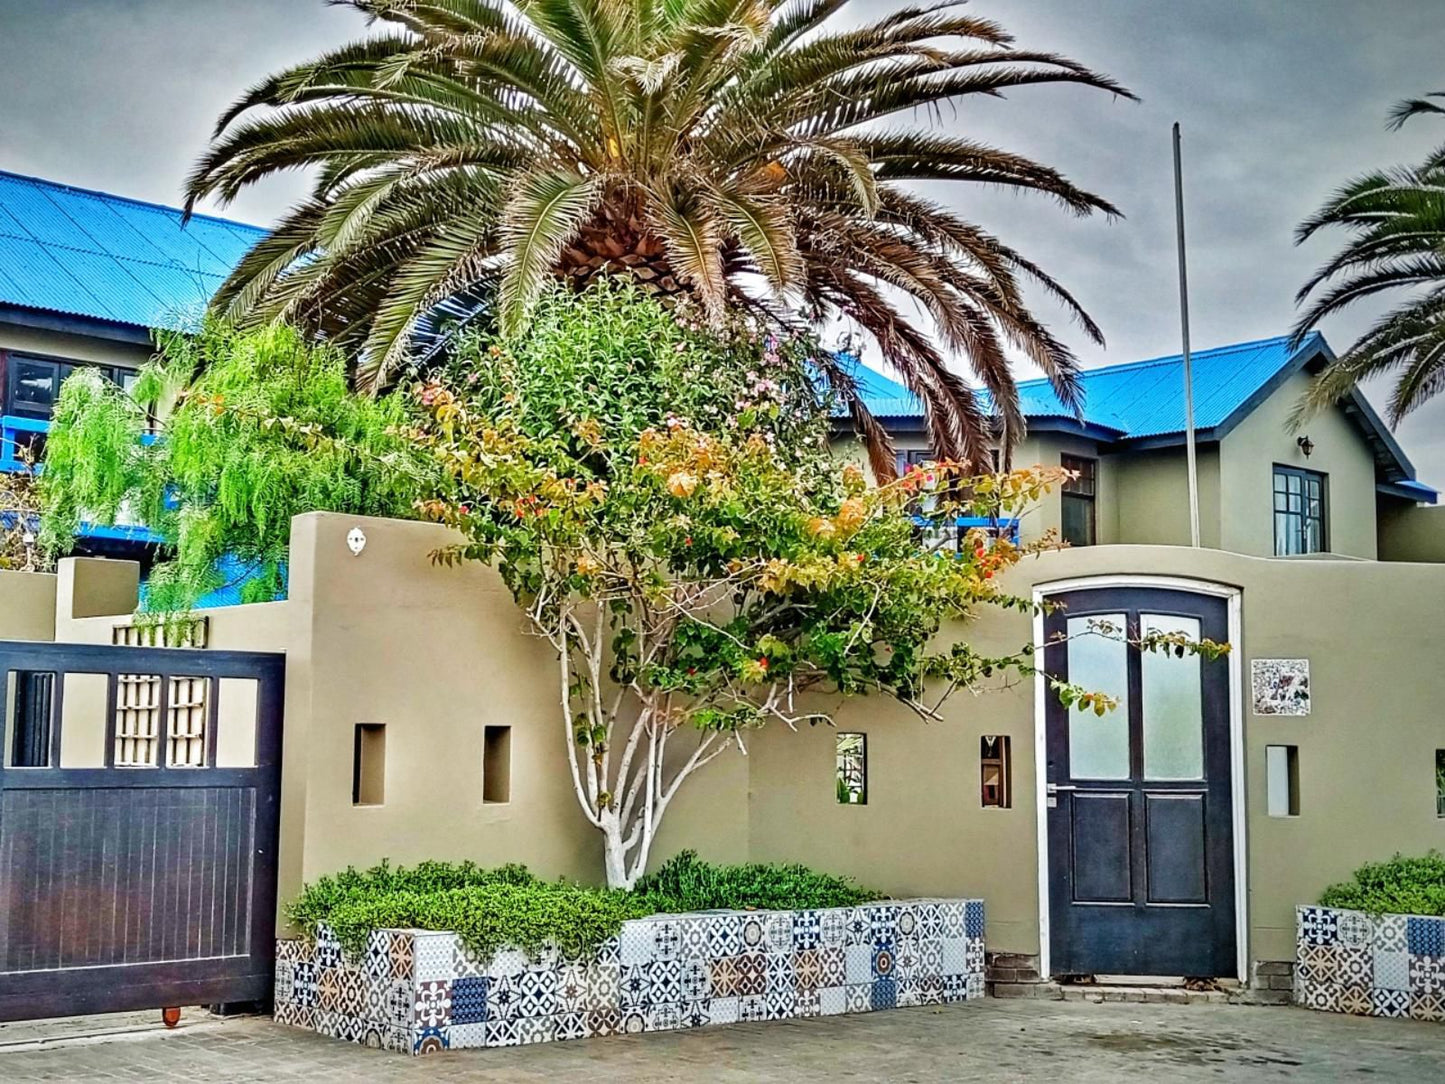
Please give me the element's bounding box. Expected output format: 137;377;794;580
1;0;1441;480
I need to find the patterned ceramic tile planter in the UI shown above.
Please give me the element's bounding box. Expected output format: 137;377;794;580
1295;905;1445;1023
274;899;986;1054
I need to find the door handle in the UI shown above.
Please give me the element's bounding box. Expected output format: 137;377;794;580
1046;783;1077;795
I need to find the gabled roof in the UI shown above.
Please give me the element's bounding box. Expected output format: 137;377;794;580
0;170;265;335
853;332;1436;503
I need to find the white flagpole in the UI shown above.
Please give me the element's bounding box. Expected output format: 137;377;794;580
1173;121;1202;548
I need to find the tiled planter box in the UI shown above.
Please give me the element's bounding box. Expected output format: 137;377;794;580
273;899;986;1054
1295;905;1445;1022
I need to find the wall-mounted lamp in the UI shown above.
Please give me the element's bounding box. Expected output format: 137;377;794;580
1296;435;1315;459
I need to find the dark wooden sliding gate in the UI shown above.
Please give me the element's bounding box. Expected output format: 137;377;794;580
0;640;284;1021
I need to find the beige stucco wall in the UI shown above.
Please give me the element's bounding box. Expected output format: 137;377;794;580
746;546;1445;969
0;569;56;640
1378;502;1445;563
14;520;1444;974
0;323;153;371
1109;445;1223;549
1219;370;1378;559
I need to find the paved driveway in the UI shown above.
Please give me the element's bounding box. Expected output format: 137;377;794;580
0;999;1439;1082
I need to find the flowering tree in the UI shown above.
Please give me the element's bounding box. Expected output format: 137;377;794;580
399;285;1120;888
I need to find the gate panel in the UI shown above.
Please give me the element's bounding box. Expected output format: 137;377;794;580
0;641;283;1021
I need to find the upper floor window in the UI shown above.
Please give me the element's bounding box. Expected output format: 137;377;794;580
3;354;138;421
1273;465;1327;555
1061;455;1097;546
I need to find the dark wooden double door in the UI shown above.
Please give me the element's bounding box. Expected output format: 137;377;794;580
1044;587;1235;978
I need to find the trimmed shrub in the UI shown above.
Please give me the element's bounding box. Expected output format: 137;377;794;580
287;853;883;959
1318;852;1445;916
633;850;881;913
320;882;654;960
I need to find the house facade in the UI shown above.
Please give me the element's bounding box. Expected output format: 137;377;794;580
0;170;1443;1013
845;335;1440;562
0;170;265;566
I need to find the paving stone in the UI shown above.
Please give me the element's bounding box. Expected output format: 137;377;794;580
0;1000;1441;1082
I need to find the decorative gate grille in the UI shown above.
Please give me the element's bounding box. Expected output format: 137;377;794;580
0;640;283;1021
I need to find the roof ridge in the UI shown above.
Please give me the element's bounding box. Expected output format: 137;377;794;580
1014;333;1307;389
0;169;267;235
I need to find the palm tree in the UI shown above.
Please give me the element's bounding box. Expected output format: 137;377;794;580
1293;92;1445;426
186;0;1132;472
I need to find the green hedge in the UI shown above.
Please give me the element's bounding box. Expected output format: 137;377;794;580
1318;852;1445;917
633;851;881;913
288;852;881;959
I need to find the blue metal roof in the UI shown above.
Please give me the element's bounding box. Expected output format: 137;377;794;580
852;332;1437;502
856;334;1322;438
0;170;265;332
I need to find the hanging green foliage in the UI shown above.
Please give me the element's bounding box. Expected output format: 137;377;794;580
40;322;433;612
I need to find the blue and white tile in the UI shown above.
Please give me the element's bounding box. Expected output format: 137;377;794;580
273;960;294;1007
940;936;969;976
845;944;874;985
704;914;743;957
916;902;944;940
894;904;920;942
412;1026;449;1055
1408;954;1445;994
486;975;522;1022
965;973;985;999
555;1011;589;1041
484;1018;522;1047
941;974;968;1002
870;977;897;1011
678;956;711;1000
681;999;711;1029
620;920;659;966
843;908;873;947
738;995;768;1022
517;1015;556;1045
647;1002;683;1032
314;924;343;971
1373;950;1410;992
1299;907;1339;947
651;919;683;961
818;986;848;1016
1375;915;1408;952
964;900;986;939
621;1011;648;1035
866;904;897;942
819;908;851;948
709;996;740;1025
1336;910;1374;948
792;910;821;951
448;1021;488;1049
651;956;684;1004
740;915;768;952
1371;989;1410;1018
1406;917;1445;957
938;901;967;939
965;938;986;975
451;976;488;1025
762;912;793;955
516;967;558;1017
364;932;392;982
619;962;653;1009
765;987;797;1020
844;983;872;1013
413;933;459;983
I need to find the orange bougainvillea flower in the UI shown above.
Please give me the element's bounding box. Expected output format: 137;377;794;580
667;471;699;498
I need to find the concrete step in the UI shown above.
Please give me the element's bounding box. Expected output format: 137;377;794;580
988;981;1286;1006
